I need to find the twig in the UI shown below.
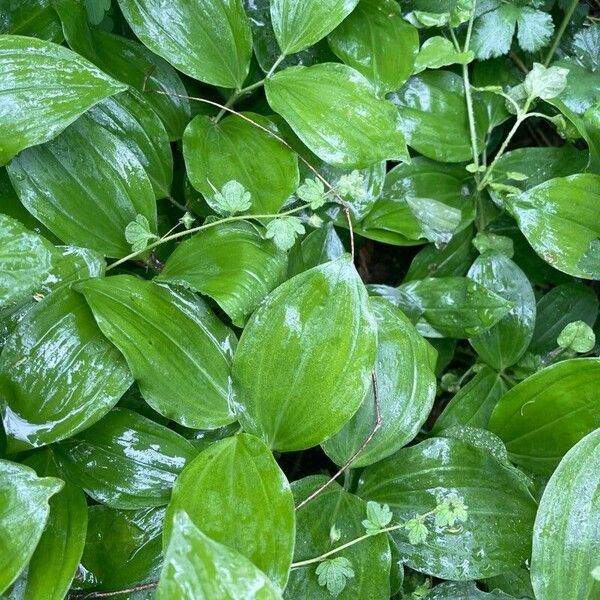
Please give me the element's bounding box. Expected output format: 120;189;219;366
544;0;579;67
508;51;529;74
295;371;381;511
68;582;158;599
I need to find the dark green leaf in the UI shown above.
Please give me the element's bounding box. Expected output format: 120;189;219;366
232;257;377;451
0;0;63;42
424;581;523;599
76;276;237;429
554;58;600;115
287;223;345;276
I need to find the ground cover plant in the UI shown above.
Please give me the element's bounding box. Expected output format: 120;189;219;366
1;0;600;598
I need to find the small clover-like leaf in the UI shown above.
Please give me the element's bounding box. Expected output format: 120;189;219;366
404;515;429;545
179;212;195;229
523;63;569;101
208;180;252;216
557;321;596;353
337;170;366;200
361;501;393;534
297;178;327;210
434;494;469;528
315;557;355;598
124;214;158;253
265;216;305;251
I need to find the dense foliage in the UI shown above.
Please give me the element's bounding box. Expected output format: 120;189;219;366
1;0;600;598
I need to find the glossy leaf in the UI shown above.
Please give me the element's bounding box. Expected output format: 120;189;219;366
117;0;252;88
328;0;419;95
531;428;600;600
8;114;157;258
1;0;63;41
468;254;536;370
0;288;133;451
322;297;437;468
358;437;537;579
489;358;600;475
56;408;197;509
414;36;474;73
232;257;377;451
22;449;87;600
164;434;294;591
286;476;391;600
265;63;409;169
158;510;283;600
183;113;299;214
425;581;522;599
0;459;64;594
0;34;125;165
287;223;345;276
390;70;487;163
271;0;359;55
507;174;600;279
76;276;237;429
157;221;287;327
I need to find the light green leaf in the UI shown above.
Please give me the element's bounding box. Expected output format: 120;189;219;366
265;63;409;169
116;0;252;88
297;178;327;209
472;233;514;257
0;459;64;594
0;288;133;451
209;180;253;216
233;257;376;451
531;428;600;600
164;434;294;591
414;36;474;74
572;24;600;72
316;557;355;597
157;221;288;327
76;276;237;429
265;216;305;251
0;35;125;165
362;501;393;534
523;63;569;101
56;408;197;509
404;516;429;545
125;214;159;253
557;320;595;353
158;511;283;600
287;223;345;276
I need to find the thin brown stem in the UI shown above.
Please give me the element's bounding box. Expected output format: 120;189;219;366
69;582;158;599
295;371;381;511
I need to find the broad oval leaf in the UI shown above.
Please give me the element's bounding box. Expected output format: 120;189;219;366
0;459;64;594
164;434;295;591
0;34;125;165
56;408;197;509
390;70;487;163
271;0;359;55
507;174;600;279
158;510;283;600
157;221;288;327
265;63;409;169
117;0;252;88
531;428;600;600
286;476;391;600
76;276;237;429
322;297;437;468
233;256;377;451
488;358;600;475
328;0;419;96
21;449;88;600
468;253;536;370
358;437;537;580
0;288;133;451
8;114;157;258
183;113;299;214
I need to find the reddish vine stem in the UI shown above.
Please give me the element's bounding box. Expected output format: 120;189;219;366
68;582;158;599
295;370;381;511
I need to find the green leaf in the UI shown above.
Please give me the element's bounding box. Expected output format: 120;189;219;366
358;437;537;579
116;0;252;88
76;276;237;429
557;320;595;353
530;282;599;355
265;216;305;251
55;408;197;509
489;358;600;475
208;180;253;216
270;0;359;55
125;214;159;253
297;178;327;209
507;174;600;279
322;297;437;468
362;501;393;534
164;434;294;591
523;63;569;101
157;221;288;327
1;0;64;41
316;557;355;597
21;449;88;600
434;493;468;528
0;288;132;451
158;510;283;600
232;257;377;451
371;277;512;338
390;71;487;163
433;366;507;432
468;253;536;370
0;214;53;309
183;113;299;215
265;63;409;169
286;476;391;600
328;0;419;95
287;223;345;277
84;0;110;24
424;581;523;599
0;459;64;594
414;36;474;74
0;35;125;166
531;428;600;600
8;114;157;258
